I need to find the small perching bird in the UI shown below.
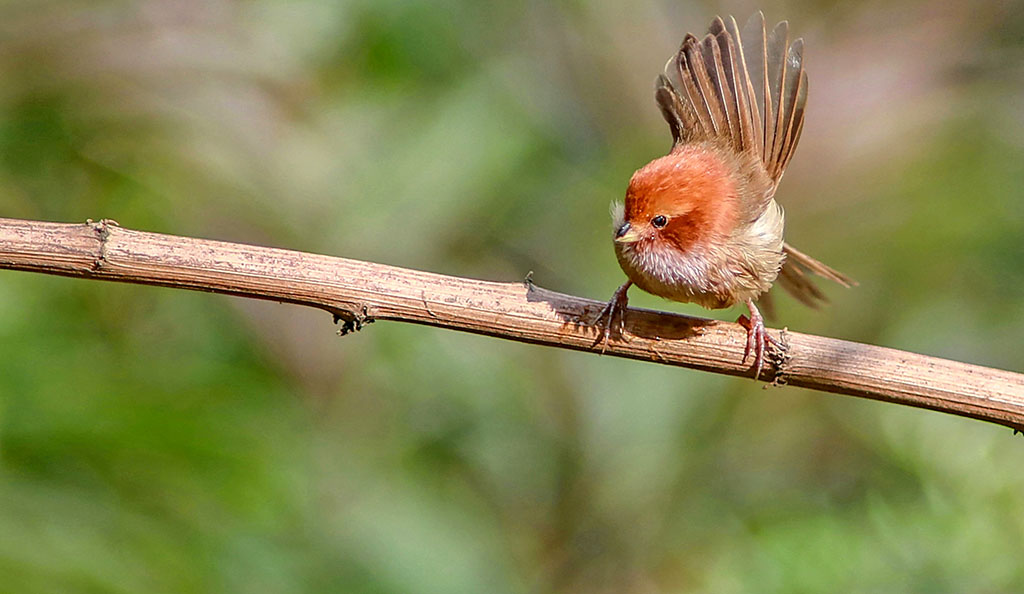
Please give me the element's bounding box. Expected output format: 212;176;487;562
599;12;853;378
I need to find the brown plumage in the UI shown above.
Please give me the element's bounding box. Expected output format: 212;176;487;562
599;13;854;379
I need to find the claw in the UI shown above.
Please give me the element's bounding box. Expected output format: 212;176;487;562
738;300;781;380
593;281;632;352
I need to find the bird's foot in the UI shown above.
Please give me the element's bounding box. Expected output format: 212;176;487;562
737;300;781;381
593;281;632;353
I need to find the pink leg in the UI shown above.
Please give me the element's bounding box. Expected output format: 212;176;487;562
737;299;781;380
594;281;632;352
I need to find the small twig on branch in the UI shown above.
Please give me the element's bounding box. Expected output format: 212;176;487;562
1;216;1022;432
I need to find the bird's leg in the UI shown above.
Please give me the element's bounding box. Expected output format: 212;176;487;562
737;299;781;380
594;280;632;352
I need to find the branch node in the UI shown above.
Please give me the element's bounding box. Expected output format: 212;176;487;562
766;327;793;387
86;218;119;271
335;305;375;336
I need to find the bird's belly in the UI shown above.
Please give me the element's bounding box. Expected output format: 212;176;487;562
615;238;783;310
632;272;736;309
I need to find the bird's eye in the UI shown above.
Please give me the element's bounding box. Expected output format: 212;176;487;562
651;215;668;228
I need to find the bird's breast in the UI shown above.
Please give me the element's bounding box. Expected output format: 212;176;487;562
614;201;786;309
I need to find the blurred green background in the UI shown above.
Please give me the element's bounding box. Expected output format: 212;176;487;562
1;0;1023;592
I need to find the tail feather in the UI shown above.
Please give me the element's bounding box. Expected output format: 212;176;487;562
775;243;855;308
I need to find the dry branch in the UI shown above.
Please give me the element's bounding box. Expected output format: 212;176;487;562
1;216;1022;432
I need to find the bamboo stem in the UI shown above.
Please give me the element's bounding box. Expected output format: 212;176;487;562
2;217;1022;432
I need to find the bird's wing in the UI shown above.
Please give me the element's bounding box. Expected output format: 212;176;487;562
656;12;807;186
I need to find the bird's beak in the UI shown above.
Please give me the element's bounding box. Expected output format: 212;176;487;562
614;222;642;244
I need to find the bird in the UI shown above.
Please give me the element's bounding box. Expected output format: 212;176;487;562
597;12;853;379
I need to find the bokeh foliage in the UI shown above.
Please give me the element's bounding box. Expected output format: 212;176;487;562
1;0;1022;592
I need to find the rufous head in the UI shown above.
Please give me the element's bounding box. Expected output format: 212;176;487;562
613;145;738;253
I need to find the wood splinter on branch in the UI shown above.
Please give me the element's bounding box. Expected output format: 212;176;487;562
1;216;1022;433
